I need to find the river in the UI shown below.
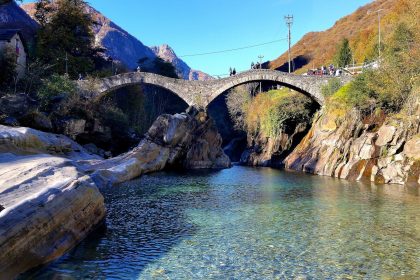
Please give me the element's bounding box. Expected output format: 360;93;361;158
25;166;420;279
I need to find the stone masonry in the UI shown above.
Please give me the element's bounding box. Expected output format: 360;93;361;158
77;69;353;107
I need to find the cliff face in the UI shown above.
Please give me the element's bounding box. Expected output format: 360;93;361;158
240;123;310;168
151;44;213;81
284;104;420;186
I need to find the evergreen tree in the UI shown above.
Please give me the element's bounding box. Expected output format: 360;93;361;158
334;38;353;68
137;57;179;79
35;0;98;78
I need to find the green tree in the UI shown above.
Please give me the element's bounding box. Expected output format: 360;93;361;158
138;57;179;79
334;38;353;68
35;0;99;78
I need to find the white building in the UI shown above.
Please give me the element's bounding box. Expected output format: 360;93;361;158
0;29;27;78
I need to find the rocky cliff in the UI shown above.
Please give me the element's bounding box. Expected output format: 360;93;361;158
240;123;310;168
284;105;420;186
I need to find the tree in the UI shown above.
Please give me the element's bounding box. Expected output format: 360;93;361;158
0;47;17;89
35;0;99;78
137;57;179;79
334;38;353;68
34;0;53;27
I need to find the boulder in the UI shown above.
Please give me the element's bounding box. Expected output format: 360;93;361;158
375;125;397;146
63;118;87;139
81;111;231;186
0;93;32;117
0;153;105;279
20;111;53;131
404;134;420;160
0;116;19;127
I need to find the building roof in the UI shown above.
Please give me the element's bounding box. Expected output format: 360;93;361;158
0;29;21;41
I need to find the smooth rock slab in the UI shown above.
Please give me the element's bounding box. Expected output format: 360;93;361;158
0;153;105;279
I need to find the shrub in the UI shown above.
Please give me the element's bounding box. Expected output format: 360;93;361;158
37;74;77;109
243;89;314;137
321;78;342;97
100;103;129;134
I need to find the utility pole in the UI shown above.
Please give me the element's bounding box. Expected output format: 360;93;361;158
65;52;68;76
258;55;264;93
368;9;384;60
284;15;293;73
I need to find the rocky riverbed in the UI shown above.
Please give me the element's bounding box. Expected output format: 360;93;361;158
0;108;230;278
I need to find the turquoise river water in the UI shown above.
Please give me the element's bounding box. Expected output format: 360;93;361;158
26;166;419;279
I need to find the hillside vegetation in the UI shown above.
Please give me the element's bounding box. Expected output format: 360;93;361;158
269;0;419;71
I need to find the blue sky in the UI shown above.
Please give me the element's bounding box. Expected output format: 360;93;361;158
26;0;373;76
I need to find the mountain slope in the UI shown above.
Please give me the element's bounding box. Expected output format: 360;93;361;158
269;0;413;71
0;1;38;44
21;2;212;80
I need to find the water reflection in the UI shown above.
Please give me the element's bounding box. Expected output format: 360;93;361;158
25;166;420;279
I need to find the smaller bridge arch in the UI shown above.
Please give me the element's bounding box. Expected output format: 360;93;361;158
77;70;352;108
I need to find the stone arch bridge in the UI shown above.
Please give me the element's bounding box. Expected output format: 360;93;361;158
77;69;352;107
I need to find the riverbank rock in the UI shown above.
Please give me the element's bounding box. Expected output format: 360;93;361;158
240;122;310;168
284;107;420;186
0;153;105;279
0;125;101;161
82;109;231;186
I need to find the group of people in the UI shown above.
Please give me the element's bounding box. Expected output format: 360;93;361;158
229;67;237;76
250;62;263;70
307;64;342;76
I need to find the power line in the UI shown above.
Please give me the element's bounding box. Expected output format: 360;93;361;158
179;38;288;58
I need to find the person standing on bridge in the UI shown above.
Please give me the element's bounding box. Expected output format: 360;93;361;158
137;66;141;72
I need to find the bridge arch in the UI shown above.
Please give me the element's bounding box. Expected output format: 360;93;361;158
78;70;352;108
207;70;332;107
79;72;197;106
